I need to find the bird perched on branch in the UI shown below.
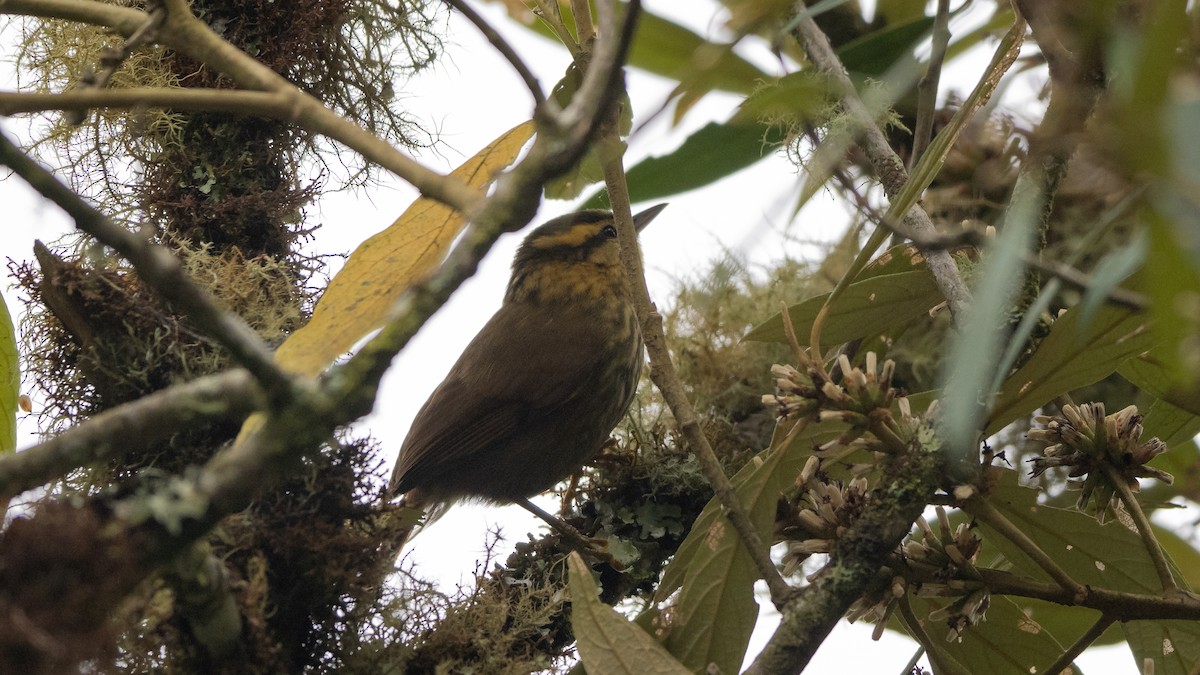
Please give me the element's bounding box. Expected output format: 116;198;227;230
389;204;666;529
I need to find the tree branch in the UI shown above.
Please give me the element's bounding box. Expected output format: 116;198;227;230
1041;614;1114;675
745;444;943;674
0;370;263;502
910;0;951;169
2;0;482;213
962;494;1087;601
597;105;794;608
0;131;297;400
790;0;970;322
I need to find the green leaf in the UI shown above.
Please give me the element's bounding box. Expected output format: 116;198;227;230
1120;349;1200;417
1153;525;1200;591
1139;398;1200;450
583;121;787;207
985;305;1157;435
1139;215;1200;392
1122;620;1200;675
655;422;838;673
838;15;935;76
976;472;1197;673
489;2;769;95
744;268;942;345
568;553;690;675
983;470;1171;593
908;595;1076;675
627;10;770;95
0;292;17;453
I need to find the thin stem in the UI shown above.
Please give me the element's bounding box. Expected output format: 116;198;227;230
964;495;1088;601
517;498;624;569
910;0;951;170
569;0;594;42
1102;463;1179;594
596;101;793;608
531;0;580;56
790;0;971;323
444;0;545;108
1041;614;1115;675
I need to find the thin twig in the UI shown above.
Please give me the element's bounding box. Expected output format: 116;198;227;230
909;0;951;169
517;498;624;569
897;560;1200;620
64;1;166;124
569;0;594;42
897;593;965;675
963;494;1088;601
1041;614;1115;675
1102;463;1180;594
444;0;545;108
531;0;580;57
1022;255;1147;310
2;88;316;117
0;131;296;399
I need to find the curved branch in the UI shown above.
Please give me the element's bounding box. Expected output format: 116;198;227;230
445;0;545;108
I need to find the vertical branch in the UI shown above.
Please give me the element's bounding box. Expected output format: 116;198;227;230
597;117;794;609
910;0;951;169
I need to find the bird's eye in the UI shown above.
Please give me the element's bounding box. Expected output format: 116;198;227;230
602;225;618;239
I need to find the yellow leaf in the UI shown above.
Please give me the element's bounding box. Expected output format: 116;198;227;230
0;292;17;453
568;553;691;675
274;120;534;377
236;122;533;442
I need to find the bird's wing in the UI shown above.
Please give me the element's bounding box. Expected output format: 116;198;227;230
389;303;611;493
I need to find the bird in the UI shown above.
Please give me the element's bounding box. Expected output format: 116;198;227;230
389;204;667;529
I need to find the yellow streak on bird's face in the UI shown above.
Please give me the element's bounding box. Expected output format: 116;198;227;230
528;221;612;251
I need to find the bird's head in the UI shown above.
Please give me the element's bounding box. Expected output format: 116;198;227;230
507;204;666;304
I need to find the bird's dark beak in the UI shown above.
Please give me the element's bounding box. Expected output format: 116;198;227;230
632;203;668;233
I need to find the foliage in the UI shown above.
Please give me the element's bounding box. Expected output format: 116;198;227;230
1;0;1200;674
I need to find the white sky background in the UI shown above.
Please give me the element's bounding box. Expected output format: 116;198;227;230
0;1;1138;672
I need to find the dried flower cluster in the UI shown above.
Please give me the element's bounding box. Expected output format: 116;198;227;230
844;506;990;642
1028;402;1172;521
764;352;924;468
778;457;873;576
907;508;990;641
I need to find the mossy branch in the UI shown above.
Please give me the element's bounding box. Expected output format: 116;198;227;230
0;370;264;501
0;130;296;399
2;0;481;213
